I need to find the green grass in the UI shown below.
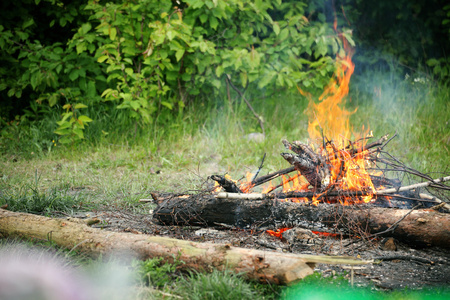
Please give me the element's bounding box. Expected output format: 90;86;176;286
1;70;448;208
1;238;448;300
348;71;449;175
0;70;449;299
0;169;82;214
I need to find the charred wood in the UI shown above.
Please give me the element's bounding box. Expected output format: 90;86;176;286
0;209;372;285
251;166;296;187
210;175;242;193
369;175;401;189
281;139;331;190
152;194;450;248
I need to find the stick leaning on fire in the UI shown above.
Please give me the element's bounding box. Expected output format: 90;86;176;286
209;133;450;210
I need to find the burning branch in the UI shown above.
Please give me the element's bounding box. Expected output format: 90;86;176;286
215;176;449;201
375;176;450;195
210;175;242;193
152;193;450;248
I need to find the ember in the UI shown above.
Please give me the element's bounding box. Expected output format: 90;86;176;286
267;227;292;238
211;20;382;207
204;17;450;242
152;13;450;253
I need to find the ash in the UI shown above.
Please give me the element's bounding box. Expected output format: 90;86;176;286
66;208;450;291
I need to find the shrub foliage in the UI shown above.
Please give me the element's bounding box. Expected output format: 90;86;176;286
0;0;347;143
0;0;448;144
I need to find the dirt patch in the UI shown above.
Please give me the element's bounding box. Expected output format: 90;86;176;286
65;208;450;291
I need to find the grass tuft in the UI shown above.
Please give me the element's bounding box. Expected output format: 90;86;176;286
175;269;261;300
0;173;80;215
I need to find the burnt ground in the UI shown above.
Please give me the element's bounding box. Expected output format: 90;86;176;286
67;208;450;291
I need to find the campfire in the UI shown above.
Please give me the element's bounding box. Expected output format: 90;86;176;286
151;22;450;249
1;11;449;290
203;27;450;242
211;29;390;207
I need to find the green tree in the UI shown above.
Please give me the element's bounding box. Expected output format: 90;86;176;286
1;0;350;142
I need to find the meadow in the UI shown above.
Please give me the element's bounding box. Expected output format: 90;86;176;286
0;70;449;299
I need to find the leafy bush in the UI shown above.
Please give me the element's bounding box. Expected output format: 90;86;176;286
0;0;346;143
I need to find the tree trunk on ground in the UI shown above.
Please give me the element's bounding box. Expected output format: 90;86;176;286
152;194;450;249
0;209;370;284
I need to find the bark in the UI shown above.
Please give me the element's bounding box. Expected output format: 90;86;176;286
252;166;296;186
281;139;330;189
210;175;242;193
152;194;450;249
0;209;368;284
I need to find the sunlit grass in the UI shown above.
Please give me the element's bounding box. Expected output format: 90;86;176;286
1;71;448;213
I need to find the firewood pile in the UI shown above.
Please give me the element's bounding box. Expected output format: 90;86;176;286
152;133;450;249
211;133;449;207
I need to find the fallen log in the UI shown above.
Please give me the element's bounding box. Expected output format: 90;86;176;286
0;209;370;285
152;193;450;249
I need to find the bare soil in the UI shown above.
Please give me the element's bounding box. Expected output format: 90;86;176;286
66;207;450;291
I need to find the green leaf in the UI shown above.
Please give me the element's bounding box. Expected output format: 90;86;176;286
129;100;141;110
97;55;109;63
60;17;67;27
273;22;280;36
166;30;175;41
69;69;79;81
73;128;84;139
343;32;355;47
76;43;87;54
48;94;58;107
258;72;275;88
78;115;93;123
426;58;439;66
22;18;34;29
161;101;173;110
81;23;92;34
59;136;73;144
74;103;88;109
54;128;71;136
209;16;219;30
30;73;40;90
215;65;224;77
279;28;289;40
125;68;134;76
175;49;185;62
199;14;208;24
240;72;247;87
110;27;117;41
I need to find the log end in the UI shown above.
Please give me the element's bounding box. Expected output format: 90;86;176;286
282;262;316;285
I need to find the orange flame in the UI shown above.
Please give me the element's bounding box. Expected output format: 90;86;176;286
240;172;255;193
299;19;377;204
304;39;355;146
214;18;379;206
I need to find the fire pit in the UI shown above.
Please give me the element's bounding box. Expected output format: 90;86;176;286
147;25;450;288
151;31;450;249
